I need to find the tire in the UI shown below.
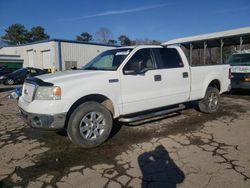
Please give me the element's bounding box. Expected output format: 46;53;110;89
67;102;113;148
5;78;14;85
198;87;220;114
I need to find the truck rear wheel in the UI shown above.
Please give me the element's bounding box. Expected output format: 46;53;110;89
198;87;220;113
67;102;113;148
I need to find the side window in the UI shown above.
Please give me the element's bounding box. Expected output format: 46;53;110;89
123;49;155;74
30;69;38;76
158;48;184;69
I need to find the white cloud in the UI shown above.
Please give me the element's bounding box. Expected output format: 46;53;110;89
59;3;169;21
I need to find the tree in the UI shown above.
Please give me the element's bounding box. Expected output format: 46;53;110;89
118;35;131;46
108;39;117;45
1;24;29;44
28;26;50;42
151;40;161;45
76;32;93;42
133;38;161;45
95;27;112;43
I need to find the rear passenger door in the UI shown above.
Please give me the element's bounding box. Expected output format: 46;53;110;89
153;47;190;105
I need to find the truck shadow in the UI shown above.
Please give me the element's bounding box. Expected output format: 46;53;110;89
121;101;199;127
227;89;250;96
138;145;185;188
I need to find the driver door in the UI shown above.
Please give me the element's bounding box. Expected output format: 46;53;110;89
120;48;165;115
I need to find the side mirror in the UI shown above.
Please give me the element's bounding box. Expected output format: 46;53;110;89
124;60;143;75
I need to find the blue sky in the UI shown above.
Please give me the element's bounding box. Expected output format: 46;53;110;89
0;0;249;42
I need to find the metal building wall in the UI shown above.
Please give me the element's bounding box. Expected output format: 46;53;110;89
0;40;116;71
60;42;115;70
0;41;57;70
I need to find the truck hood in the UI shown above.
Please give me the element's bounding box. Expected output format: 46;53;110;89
36;70;109;84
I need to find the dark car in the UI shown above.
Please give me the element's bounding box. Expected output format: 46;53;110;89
0;67;19;77
0;67;48;85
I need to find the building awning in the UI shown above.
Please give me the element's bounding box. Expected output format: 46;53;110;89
0;55;23;68
0;54;23;63
0;58;23;63
163;27;250;49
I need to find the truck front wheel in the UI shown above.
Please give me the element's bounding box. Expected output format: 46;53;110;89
67;102;113;148
198;87;220;113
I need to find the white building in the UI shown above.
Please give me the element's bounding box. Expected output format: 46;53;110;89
0;39;116;71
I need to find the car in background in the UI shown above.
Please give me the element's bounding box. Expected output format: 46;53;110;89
226;51;250;90
0;67;19;77
0;67;48;85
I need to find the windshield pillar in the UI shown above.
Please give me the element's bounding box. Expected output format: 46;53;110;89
239;37;243;52
220;39;224;64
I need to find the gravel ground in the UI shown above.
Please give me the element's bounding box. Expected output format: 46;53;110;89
0;85;250;188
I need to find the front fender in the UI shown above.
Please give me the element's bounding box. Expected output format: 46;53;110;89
63;90;121;118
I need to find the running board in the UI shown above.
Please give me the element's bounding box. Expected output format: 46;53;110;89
119;104;185;123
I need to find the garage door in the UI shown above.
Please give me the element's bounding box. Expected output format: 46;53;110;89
27;50;34;67
42;50;51;69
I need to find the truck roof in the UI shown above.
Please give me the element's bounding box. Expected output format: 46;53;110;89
118;45;177;49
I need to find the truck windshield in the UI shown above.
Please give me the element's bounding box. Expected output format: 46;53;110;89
82;48;132;71
226;54;250;65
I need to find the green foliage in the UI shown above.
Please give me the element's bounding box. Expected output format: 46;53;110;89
118;35;131;46
107;39;117;45
1;24;50;44
28;26;50;42
76;32;93;42
1;24;29;44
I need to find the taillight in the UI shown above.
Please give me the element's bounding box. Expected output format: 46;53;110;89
245;77;250;82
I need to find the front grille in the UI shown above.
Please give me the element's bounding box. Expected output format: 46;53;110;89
22;83;36;102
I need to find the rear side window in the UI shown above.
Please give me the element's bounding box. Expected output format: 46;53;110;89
157;48;184;68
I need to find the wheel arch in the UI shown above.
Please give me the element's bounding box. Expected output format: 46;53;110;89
64;94;118;129
203;79;221;98
208;79;221;91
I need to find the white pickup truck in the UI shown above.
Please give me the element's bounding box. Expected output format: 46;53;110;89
18;45;231;148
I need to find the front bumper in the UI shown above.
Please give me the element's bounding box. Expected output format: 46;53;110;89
19;108;66;130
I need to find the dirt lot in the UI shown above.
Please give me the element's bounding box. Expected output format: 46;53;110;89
0;85;250;188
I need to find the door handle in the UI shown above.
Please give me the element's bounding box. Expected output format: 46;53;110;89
183;72;188;78
154;75;161;81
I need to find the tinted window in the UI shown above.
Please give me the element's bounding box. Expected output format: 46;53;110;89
227;54;250;65
124;49;155;73
38;69;47;74
158;48;184;68
12;68;27;76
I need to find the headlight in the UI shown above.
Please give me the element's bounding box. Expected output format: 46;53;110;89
34;86;61;100
0;76;6;80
